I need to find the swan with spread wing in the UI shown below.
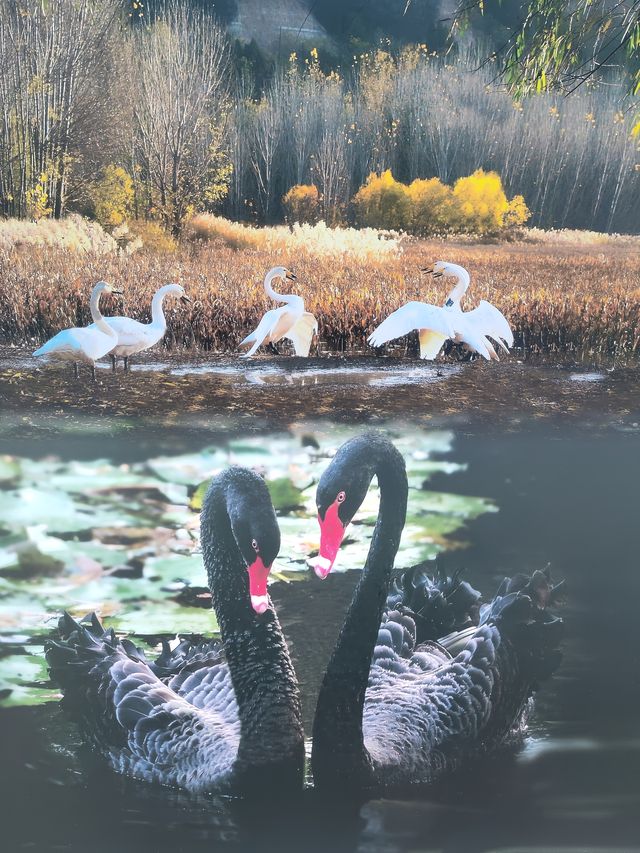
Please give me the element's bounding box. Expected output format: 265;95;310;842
239;266;317;358
368;261;513;361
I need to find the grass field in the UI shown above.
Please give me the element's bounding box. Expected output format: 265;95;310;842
1;224;639;360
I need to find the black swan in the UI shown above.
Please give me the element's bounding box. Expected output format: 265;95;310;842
311;433;563;790
45;467;305;795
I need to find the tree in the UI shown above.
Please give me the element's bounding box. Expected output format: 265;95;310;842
132;2;230;233
408;1;640;103
0;0;121;219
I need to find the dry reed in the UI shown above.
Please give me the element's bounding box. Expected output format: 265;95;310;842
1;232;639;359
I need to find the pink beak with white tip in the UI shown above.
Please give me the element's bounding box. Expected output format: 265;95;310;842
313;501;346;579
247;555;271;614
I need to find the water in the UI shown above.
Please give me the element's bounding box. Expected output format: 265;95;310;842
1;359;639;852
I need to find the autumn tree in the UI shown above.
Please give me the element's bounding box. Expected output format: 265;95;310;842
131;2;231;234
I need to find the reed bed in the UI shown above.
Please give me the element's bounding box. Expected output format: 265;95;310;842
1;235;639;360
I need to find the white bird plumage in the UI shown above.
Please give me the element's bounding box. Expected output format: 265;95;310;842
88;283;191;371
239;267;318;358
33;281;122;380
368;261;514;361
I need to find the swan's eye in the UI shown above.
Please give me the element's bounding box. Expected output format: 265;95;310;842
251;539;259;552
336;491;346;503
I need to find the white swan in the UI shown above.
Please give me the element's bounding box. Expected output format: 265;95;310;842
33;281;122;380
89;283;191;371
239;267;318;358
368;261;513;361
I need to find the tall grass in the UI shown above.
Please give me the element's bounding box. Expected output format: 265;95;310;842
1;235;638;359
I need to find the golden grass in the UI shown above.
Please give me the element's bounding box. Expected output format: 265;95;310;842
1;231;639;359
186;214;401;261
0;214;119;254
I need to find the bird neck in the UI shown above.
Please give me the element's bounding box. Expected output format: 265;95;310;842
444;265;471;308
150;287;171;328
312;442;408;786
264;270;291;304
89;289;116;338
200;479;304;781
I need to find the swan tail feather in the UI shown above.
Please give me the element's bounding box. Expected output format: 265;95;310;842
480;567;564;682
386;565;481;645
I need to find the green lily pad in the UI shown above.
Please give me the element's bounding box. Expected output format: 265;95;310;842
0;650;58;708
266;477;305;513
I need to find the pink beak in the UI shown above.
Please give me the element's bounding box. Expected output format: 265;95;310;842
312;501;346;579
247;555;271;613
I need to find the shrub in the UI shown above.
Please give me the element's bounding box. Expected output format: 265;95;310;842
89;165;134;229
282;184;321;224
504;194;532;228
407;177;454;235
128;220;177;254
450;169;512;235
352;170;411;231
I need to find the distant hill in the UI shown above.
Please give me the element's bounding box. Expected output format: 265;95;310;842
227;0;331;55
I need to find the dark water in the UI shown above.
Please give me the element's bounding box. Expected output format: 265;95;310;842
1;401;639;850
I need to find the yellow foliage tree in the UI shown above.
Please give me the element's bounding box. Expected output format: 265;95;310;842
407;177;454;235
450;169;512;234
90;165;134;229
504;194;531;228
282;184;321;224
25;173;53;221
352;170;411;231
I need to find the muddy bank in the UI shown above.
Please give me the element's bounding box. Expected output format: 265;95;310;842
1;346;638;439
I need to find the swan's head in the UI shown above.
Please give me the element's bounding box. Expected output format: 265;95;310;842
160;283;192;305
420;261;464;279
312;437;381;579
227;472;281;614
421;262;470;305
94;281;124;297
270;266;297;282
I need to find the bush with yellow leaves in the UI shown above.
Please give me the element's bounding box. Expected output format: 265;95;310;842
128;220;177;254
282;184;321;224
407;177;454;236
352;168;530;236
352;170;412;231
89;165;134;229
451;169;530;234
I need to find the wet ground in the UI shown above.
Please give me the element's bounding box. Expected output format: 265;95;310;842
0;348;639;852
1;346;639;436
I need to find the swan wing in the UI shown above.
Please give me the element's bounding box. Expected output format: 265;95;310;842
368;302;454;353
45;614;240;791
151;636;237;715
451;316;497;361
239;307;287;357
88;318;156;353
418;329;447;360
465;300;514;350
34;327;115;361
284;312;318;357
363;621;500;779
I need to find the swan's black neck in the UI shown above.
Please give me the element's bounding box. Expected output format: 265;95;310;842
200;470;304;791
312;437;408;788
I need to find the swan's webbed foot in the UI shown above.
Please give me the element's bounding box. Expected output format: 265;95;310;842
110;354;117;372
123;356;130;372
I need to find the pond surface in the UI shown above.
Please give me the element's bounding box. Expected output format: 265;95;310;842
0;357;639;852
